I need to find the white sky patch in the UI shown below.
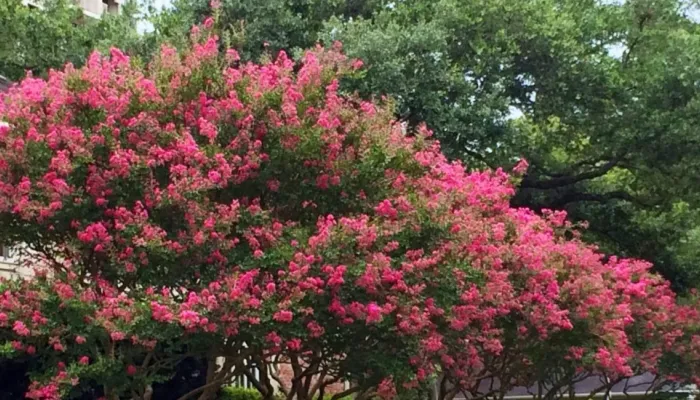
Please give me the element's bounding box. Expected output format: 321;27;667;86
506;106;524;121
137;0;173;33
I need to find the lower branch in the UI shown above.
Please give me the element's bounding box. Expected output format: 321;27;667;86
176;376;232;400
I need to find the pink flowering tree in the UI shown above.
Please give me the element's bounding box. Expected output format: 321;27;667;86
1;16;700;400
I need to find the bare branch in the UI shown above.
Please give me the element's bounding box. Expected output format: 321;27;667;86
330;385;363;400
175;376;232;400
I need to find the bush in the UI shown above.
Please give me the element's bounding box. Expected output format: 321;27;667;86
219;387;262;400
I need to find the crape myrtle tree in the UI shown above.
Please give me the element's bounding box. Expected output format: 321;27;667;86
1;13;700;400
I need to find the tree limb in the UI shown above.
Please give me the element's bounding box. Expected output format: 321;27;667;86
521;158;621;190
548;190;657;209
269;357;290;396
330;385;363;400
622;10;652;65
243;368;267;395
176;376;232;400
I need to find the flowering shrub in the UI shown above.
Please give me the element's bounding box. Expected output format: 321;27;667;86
1;16;700;400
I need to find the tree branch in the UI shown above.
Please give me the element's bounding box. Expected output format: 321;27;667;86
311;375;342;400
548;190;656;209
176;376;232;400
330;385;363;400
269;356;290;396
254;355;275;399
583;376;622;400
521;158;620;190
622;11;652;65
243;368;267;395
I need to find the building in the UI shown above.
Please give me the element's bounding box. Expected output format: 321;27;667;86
22;0;121;18
0;244;32;280
74;0;122;18
0;117;25;279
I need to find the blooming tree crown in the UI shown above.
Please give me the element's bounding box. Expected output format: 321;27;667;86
0;18;699;400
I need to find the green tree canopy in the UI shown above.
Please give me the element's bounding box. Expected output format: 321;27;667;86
0;0;146;82
148;0;384;60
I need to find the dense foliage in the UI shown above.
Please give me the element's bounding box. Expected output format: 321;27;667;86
148;0;382;61
150;0;700;291
1;15;700;400
0;0;146;82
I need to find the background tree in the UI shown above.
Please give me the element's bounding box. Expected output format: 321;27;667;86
0;0;147;82
148;0;384;61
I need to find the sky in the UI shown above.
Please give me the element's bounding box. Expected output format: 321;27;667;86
137;0;171;33
152;0;171;9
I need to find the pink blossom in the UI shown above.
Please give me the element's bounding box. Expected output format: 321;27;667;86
265;331;282;346
208;170;222;183
286;338;302;351
151;302;174;322
513;158;529;175
179;310;201;328
226;49;240;62
366;303;383;324
273;310;293;323
13;321;30;336
423;334;444;353
267;179;280;191
374;199;398;219
307;321;325;338
377;377;397;400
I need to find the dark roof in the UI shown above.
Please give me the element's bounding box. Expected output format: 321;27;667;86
455;374;693;399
